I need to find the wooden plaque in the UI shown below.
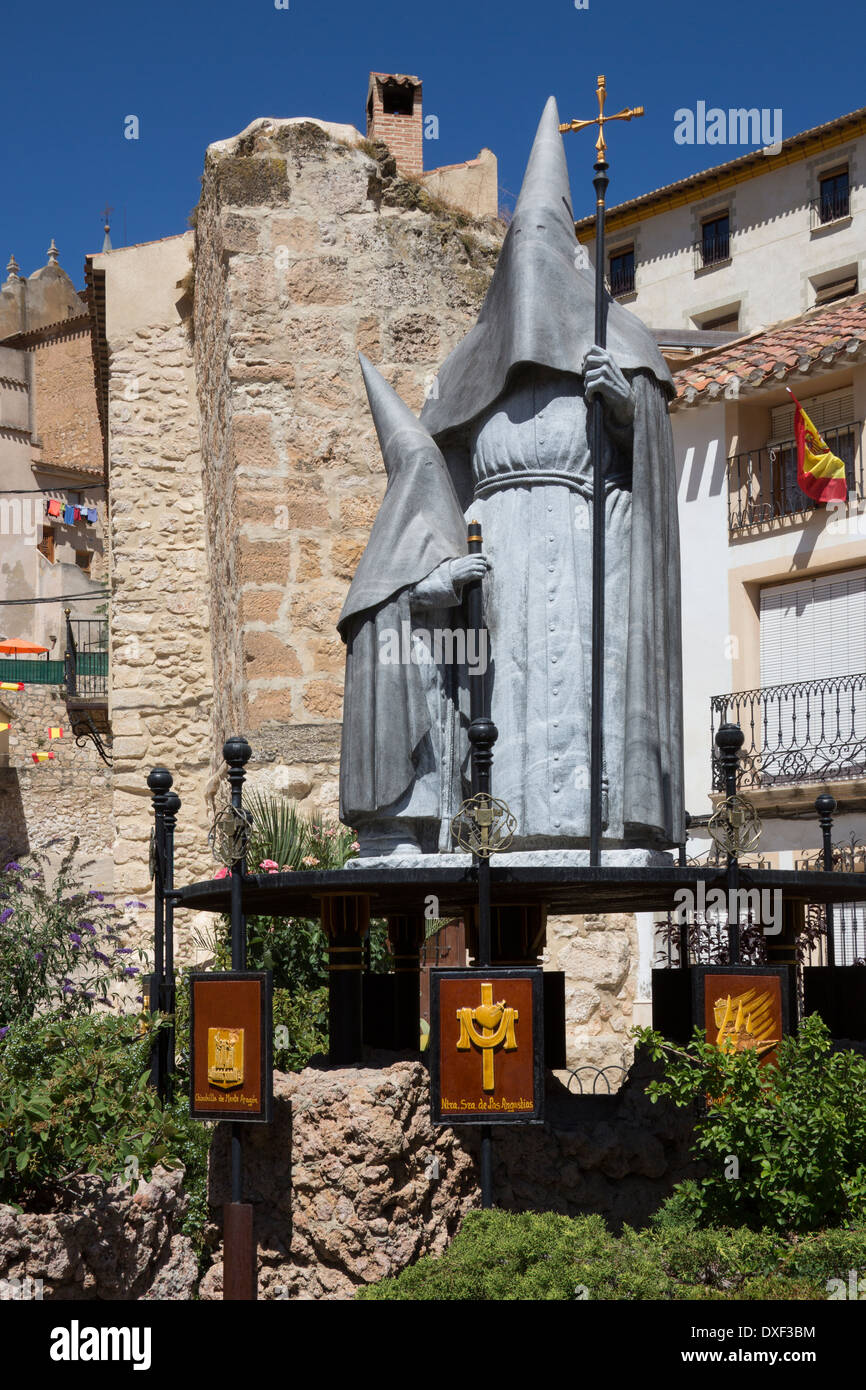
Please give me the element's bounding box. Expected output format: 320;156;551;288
430;968;544;1126
693;965;792;1067
189;971;272;1123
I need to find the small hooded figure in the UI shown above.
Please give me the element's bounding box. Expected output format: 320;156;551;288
338;357;488;856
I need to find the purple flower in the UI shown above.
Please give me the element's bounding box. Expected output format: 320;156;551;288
135;995;143;1004
78;921;96;935
124;900;147;909
34;952;44;963
0;908;13;926
116;947;133;955
88;891;105;901
3;862;22;873
0;1027;8;1039
69;933;81;946
62;984;74;995
123;966;140;978
83;991;95;1000
93;951;110;965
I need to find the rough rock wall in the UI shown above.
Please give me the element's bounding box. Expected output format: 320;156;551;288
202;1054;695;1300
0;1168;197;1301
545;911;642;1072
192;120;503;813
105;277;215;930
0;686;112;883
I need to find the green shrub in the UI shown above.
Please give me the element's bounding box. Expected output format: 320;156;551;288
0;1011;195;1207
273;985;328;1071
358;1209;866;1301
634;1014;866;1231
0;845;145;1025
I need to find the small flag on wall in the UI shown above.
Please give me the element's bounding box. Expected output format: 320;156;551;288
0;722;10;732
0;683;24;692
48;727;63;739
31;751;55;764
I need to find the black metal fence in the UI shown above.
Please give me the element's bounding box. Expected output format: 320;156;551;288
694;235;730;270
810;192;850;228
727;421;861;534
710;675;866;790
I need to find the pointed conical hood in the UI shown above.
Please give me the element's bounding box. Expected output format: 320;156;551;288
420;96;672;440
338;356;467;632
359;352;431;476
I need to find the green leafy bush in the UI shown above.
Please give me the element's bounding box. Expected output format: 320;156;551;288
358;1209;866;1301
0;1011;196;1208
273;985;328;1071
0;845;146;1026
634;1014;866;1231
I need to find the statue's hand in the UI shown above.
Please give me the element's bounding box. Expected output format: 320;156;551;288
583;346;634;426
450;554;490;589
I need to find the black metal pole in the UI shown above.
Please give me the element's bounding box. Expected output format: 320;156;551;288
589;154;609;869
221;735;255;1300
815;793;837;968
715;724;744;966
678;811;691;968
146;767;171;1096
466;521;497;1210
163;791;180;1102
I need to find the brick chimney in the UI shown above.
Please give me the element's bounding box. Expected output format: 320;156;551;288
366;72;423;176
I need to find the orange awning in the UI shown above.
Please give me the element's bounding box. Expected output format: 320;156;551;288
0;640;50;655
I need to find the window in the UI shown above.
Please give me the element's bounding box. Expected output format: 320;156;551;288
814;273;858;306
37;528;55;563
701;213;730;267
609;246;635;296
702;311;739;332
75;550;92;574
819;167;850;224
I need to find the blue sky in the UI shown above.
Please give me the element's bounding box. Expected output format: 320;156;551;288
3;0;863;289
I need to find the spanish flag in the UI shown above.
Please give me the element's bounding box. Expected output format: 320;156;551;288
0;722;9;733
0;682;23;692
31;750;55;764
788;388;848;503
48;727;63;739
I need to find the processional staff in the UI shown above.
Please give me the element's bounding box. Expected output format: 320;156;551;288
559;76;644;867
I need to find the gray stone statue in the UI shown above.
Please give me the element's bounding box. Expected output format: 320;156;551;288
339;97;684;856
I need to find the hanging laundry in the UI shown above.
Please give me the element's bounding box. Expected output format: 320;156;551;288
62;505;76;524
46;499;62;518
31;751;55;764
48;726;63;739
85;507;98;523
72;506;81;522
0;683;24;692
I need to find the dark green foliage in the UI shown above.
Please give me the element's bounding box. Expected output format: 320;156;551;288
0;1011;198;1208
273;986;328;1072
0;845;145;1026
358;1209;866;1301
635;1014;866;1231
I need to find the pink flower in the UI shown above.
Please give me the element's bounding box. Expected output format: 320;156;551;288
214;866;231;880
281;865;294;873
301;855;320;867
259;859;279;871
350;841;360;852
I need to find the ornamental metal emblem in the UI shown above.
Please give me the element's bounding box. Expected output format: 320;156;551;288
450;792;516;858
208;804;253;869
707;794;763;858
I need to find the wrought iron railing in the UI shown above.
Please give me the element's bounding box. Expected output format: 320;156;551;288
610;265;635;297
694;235;730;270
728;421;862;534
65;615;108;701
711;675;866;791
810;192;850;228
797;836;866;967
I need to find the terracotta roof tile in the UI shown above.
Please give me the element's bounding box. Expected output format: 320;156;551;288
671;295;866;408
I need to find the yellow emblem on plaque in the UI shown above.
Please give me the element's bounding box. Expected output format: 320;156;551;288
713;989;778;1057
207;1027;245;1089
456;981;518;1092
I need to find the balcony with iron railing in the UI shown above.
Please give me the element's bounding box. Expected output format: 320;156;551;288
64;614;108;701
693;234;730;271
727;421;862;535
710;675;866;792
810;191;851;229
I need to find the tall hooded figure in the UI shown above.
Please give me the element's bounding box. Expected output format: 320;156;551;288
419;97;685;850
338;356;487;856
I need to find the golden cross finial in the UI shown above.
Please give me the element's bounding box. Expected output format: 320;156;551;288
559;74;644;160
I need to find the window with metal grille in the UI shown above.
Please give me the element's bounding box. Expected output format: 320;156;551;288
609;246;635;296
819;168;850;224
701;213;730;266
